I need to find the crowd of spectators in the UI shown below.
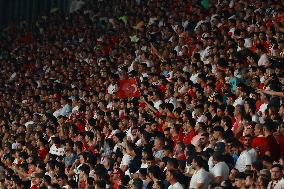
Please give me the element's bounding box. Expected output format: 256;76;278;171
0;0;284;188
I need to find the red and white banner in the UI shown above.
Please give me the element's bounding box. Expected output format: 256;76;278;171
116;78;141;98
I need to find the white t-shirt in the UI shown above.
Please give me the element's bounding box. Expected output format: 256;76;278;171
233;97;244;107
197;115;206;123
258;53;269;66
247;148;258;163
168;182;184;189
190;73;199;84
120;154;132;168
259;103;268;114
153;100;162;110
153;150;164;160
208;156;214;172
49;144;65;156
53;109;62;118
244;38;252;48
191;134;201;147
235;150;252;172
165;97;177;110
267;178;284;189
72;105;79;113
189;168;212;189
210;161;229;182
107;84;117;94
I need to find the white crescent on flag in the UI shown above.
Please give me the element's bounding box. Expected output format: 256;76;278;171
130;84;138;93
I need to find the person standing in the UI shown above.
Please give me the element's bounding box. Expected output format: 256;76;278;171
267;164;284;189
166;170;184;189
210;153;229;185
189;156;213;189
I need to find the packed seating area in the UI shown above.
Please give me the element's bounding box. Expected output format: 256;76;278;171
0;0;284;188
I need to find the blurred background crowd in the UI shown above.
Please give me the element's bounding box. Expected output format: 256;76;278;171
0;0;284;188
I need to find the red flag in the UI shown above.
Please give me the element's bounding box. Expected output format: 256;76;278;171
116;78;141;98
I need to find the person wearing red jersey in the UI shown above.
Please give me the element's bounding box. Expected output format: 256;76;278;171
182;118;196;145
252;123;269;157
263;123;281;162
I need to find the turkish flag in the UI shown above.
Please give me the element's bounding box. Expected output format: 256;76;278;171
116;78;141;98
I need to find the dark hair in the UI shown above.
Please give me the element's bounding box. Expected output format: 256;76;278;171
201;132;209;138
167;158;179;169
85;131;95;140
167;169;180;181
75;141;83;150
50;183;60;189
271;164;283;172
222;116;232;128
197;122;207;132
258;175;270;187
67;179;77;189
155;180;164;189
213;126;224;134
192;156;207;170
212;152;224;162
94;180;106;189
256;44;268;53
131;178;143;189
79;164;91;175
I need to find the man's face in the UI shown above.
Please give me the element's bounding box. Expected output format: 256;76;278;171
254;126;261;136
153;139;160;150
199;136;208;146
191;159;198;169
217;108;223;117
243;137;252;147
245;126;254;136
234;178;244;188
57;178;65;186
165;170;172;182
176;144;182;153
271;167;282;180
212;131;219;140
31;177;41;185
164;130;170;139
194;123;200;132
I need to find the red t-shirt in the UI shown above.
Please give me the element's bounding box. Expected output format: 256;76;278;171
38;148;48;161
252;136;269;157
172;134;183;148
183;130;196;145
266;135;280;161
176;152;186;161
215;81;224;93
30;185;39;189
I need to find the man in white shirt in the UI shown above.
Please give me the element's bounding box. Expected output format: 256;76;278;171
212;126;225;144
49;137;65;157
258;92;269;118
256;44;270;67
191;122;207;147
71;97;80;113
243;135;258;163
267;164;284;189
210;153;229;185
189;64;199;84
235;136;255;172
190;156;213;189
59;97;72;117
150;92;163;110
166;170;184;189
152;137;165;160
